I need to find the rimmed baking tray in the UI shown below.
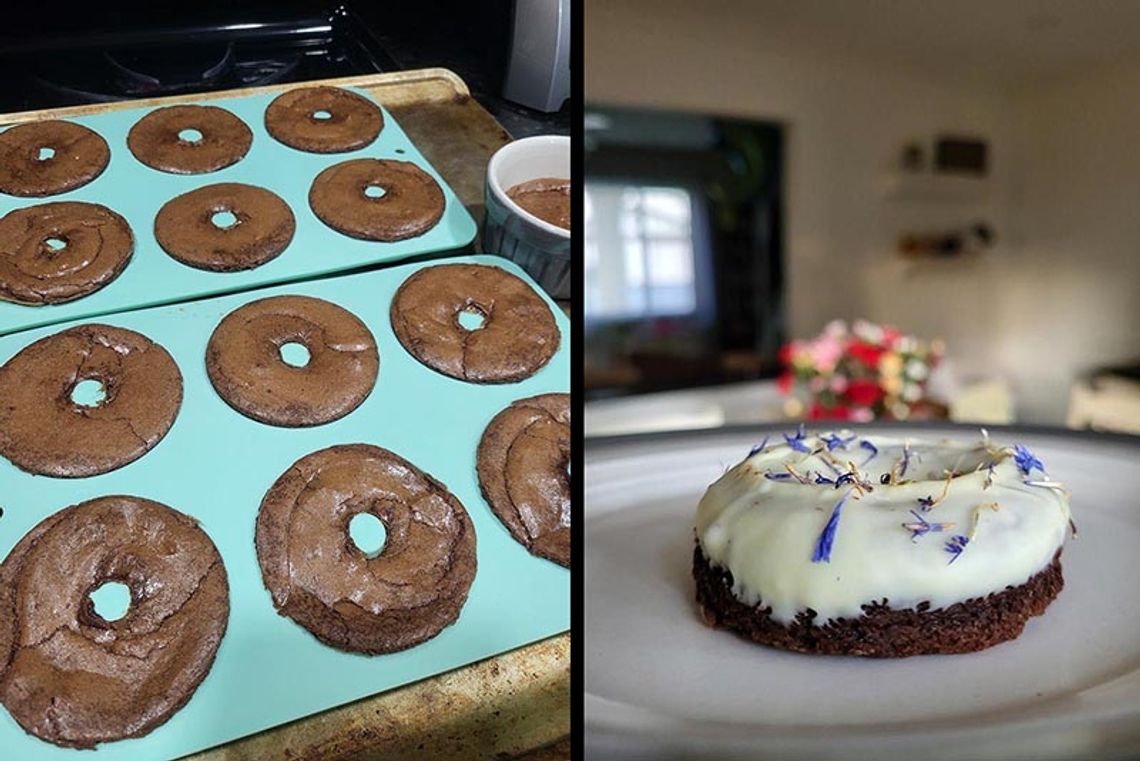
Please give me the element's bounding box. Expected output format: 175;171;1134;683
0;253;569;760
0;83;477;337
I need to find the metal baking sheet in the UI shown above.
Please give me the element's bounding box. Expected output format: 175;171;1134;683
0;253;569;760
0;86;477;337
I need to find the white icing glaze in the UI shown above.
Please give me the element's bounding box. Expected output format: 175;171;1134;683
696;430;1072;624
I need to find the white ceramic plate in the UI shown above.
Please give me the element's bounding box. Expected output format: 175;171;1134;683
586;424;1140;760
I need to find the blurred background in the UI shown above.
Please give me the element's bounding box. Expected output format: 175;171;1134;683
585;0;1140;437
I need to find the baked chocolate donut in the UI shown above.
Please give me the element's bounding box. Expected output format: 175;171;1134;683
477;394;570;567
127;105;252;174
265;85;383;153
154;183;295;272
206;295;378;427
0;120;110;197
0;324;182;477
308;158;445;241
256;444;477;654
0;201;133;304
390;263;560;383
0;495;229;749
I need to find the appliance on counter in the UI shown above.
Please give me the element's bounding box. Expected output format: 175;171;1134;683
503;0;571;113
0;1;568;136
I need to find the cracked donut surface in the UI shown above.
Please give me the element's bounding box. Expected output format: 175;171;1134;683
0;324;182;477
0;495;229;749
255;444;477;654
477;394;570;566
265;85;383;153
127;105;252;174
308;158;444;241
0;201;134;305
206;295;378;427
0;120;110;197
390;263;560;383
154;183;295;272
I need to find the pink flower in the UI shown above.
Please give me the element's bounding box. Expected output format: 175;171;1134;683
809;376;827;393
809;335;843;373
829;375;849;393
850;407;874;422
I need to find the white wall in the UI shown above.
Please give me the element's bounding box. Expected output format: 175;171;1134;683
587;1;1140;424
1003;62;1140;421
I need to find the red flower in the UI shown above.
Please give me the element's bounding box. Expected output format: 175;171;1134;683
778;343;794;365
808;402;851;421
845;379;882;407
847;341;884;368
777;371;794;394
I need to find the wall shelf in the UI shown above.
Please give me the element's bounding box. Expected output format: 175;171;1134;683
880;171;989;202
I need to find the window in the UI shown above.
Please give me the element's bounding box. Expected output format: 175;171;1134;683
585;184;698;321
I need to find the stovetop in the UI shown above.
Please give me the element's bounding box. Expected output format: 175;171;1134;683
0;2;567;138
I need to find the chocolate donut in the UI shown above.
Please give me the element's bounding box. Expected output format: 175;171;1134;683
308;158;445;241
477;394;570;567
0;495;229;749
127;105;252;174
390;263;560;383
256;444;477;654
0;201;133;304
154;183;295;272
206;295;378;427
0;324;182;477
265;85;383;153
0;120;110;197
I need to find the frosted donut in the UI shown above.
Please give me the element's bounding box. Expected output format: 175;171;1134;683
694;427;1074;656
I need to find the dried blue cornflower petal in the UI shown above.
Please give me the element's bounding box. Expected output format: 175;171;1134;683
765;472;793;481
811;490;851;564
917;495;935;511
784;423;810;453
859;439;879;466
901;509;955;541
945;535;969;564
822;432;855;451
815;473;836;485
1013;444;1045;476
748;435;770;458
835;472;856;488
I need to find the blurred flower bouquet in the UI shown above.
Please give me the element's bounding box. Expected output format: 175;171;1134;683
778;320;944;421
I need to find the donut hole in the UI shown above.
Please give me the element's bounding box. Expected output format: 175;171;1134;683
312;110;333;120
37;146;56;161
178;128;204;143
89;581;131;622
44;237;68;253
457;306;487;331
363;184;387;199
349;512;387;559
211;210;239;230
71;378;107;408
279;341;311;368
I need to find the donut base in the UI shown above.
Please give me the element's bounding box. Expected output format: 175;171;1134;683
693;545;1064;657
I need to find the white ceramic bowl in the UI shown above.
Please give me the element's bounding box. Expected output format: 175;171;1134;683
484;135;570;300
